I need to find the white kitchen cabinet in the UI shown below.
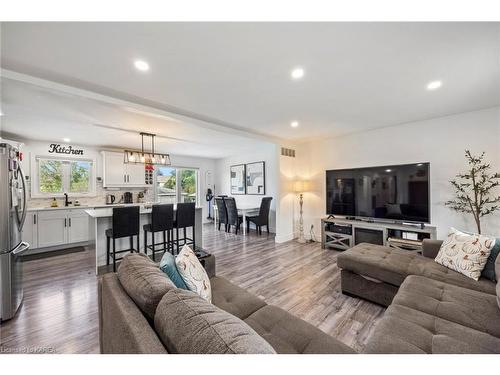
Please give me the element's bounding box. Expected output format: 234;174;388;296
126;163;146;186
30;209;90;250
102;151;146;187
102;151;127;187
37;210;68;248
21;211;38;249
68;210;89;243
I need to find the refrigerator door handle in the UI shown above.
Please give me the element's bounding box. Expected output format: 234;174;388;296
17;166;27;232
12;241;30;256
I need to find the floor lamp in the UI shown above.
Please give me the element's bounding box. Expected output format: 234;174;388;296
294;180;308;244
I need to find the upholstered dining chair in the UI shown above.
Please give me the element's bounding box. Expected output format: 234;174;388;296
246;197;273;235
214;197;228;232
224;197;243;234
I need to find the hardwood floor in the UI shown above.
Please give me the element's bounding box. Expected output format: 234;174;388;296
0;224;384;354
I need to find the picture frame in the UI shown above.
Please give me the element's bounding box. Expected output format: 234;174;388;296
245;161;265;195
230;164;246;194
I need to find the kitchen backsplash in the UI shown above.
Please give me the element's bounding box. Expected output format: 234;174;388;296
25;179;155;209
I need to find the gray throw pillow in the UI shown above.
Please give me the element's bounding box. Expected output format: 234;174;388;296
154;288;276;354
117;253;176;320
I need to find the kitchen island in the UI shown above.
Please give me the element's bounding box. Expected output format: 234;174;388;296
85;205;203;274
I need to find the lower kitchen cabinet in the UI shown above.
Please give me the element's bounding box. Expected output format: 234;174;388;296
22;211;38;249
37;210;68;248
24;209;90;251
68;210;89;243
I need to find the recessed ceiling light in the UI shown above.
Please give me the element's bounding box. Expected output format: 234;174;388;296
63;138;71;143
426;80;442;90
385;169;392;173
134;60;150;72
291;67;304;80
417;163;423;166
291;121;299;128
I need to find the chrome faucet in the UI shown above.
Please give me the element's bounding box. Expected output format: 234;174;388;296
64;193;72;207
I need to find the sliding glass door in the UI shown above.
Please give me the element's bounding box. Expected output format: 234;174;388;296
156;167;199;205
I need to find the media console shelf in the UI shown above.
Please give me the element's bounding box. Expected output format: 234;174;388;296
321;217;437;252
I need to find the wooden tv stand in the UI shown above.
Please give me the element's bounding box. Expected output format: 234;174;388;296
321;217;437;252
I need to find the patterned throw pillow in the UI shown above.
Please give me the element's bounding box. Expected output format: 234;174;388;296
175;245;212;302
435;227;496;281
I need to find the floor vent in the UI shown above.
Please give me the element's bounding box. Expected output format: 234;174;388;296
281;147;296;157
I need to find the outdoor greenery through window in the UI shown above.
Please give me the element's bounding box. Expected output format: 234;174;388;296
36;157;94;196
156;167;198;205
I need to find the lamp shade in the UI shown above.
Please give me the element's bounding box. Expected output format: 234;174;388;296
293;180;309;193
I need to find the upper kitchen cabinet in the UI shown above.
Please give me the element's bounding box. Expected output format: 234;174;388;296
102;151;147;187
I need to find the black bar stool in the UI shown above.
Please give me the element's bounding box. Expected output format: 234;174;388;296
106;206;140;272
143;204;174;261
175;202;196;254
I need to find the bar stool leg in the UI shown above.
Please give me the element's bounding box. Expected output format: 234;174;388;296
144;230;147;255
163;231;166;253
106;236;110;266
129;236;133;253
176;227;180;255
137;234;140;254
152;231;155;259
192;224;195;249
112;238;116;272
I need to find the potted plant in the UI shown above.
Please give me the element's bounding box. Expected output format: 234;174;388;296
445;150;500;234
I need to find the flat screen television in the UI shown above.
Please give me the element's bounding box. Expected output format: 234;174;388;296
326;163;430;223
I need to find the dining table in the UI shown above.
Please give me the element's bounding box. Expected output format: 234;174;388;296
213;203;260;235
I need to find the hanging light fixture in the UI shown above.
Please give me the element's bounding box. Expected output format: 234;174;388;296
124;132;171;166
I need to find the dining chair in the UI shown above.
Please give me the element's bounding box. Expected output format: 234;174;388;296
224;197;243;234
214;197;228;231
246;197;273;235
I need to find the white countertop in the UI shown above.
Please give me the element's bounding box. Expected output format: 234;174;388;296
27;202;151;212
85;205;203;218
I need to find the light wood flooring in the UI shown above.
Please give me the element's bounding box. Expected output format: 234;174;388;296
1;224;385;353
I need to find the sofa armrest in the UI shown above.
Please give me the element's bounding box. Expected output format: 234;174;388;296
422;239;443;259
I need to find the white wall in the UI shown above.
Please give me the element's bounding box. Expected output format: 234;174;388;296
214;142;278;233
19;140;217;223
294;107;500;240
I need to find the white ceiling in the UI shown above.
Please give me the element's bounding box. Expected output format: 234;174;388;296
1;22;500;142
0;77;269;158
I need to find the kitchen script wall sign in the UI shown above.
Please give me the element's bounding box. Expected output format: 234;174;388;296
48;143;84;155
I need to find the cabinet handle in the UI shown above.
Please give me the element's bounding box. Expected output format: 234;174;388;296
127;175;130;183
64;218;67;227
69;218;72;227
34;214;37;225
124;174;126;183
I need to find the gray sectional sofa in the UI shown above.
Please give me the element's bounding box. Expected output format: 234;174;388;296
98;253;354;354
98;240;500;354
338;239;500;353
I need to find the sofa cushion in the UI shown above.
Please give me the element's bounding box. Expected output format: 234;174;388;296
211;276;267;320
337;243;496;294
244;305;355;354
154;288;276;354
496;255;500;309
393;275;500;337
434;228;495;281
117;253;176;321
363;304;500;354
176;245;212;302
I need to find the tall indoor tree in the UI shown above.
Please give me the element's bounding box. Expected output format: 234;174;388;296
445;150;500;234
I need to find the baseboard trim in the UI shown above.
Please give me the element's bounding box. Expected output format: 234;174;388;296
275;233;294;243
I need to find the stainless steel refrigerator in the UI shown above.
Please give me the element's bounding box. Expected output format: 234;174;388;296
0;142;29;321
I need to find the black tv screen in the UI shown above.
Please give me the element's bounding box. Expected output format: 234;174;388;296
326;163;430;223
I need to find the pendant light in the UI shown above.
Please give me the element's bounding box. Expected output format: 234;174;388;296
124;132;171;166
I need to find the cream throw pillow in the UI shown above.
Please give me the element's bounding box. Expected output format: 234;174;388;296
435;227;495;281
175;245;212;302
